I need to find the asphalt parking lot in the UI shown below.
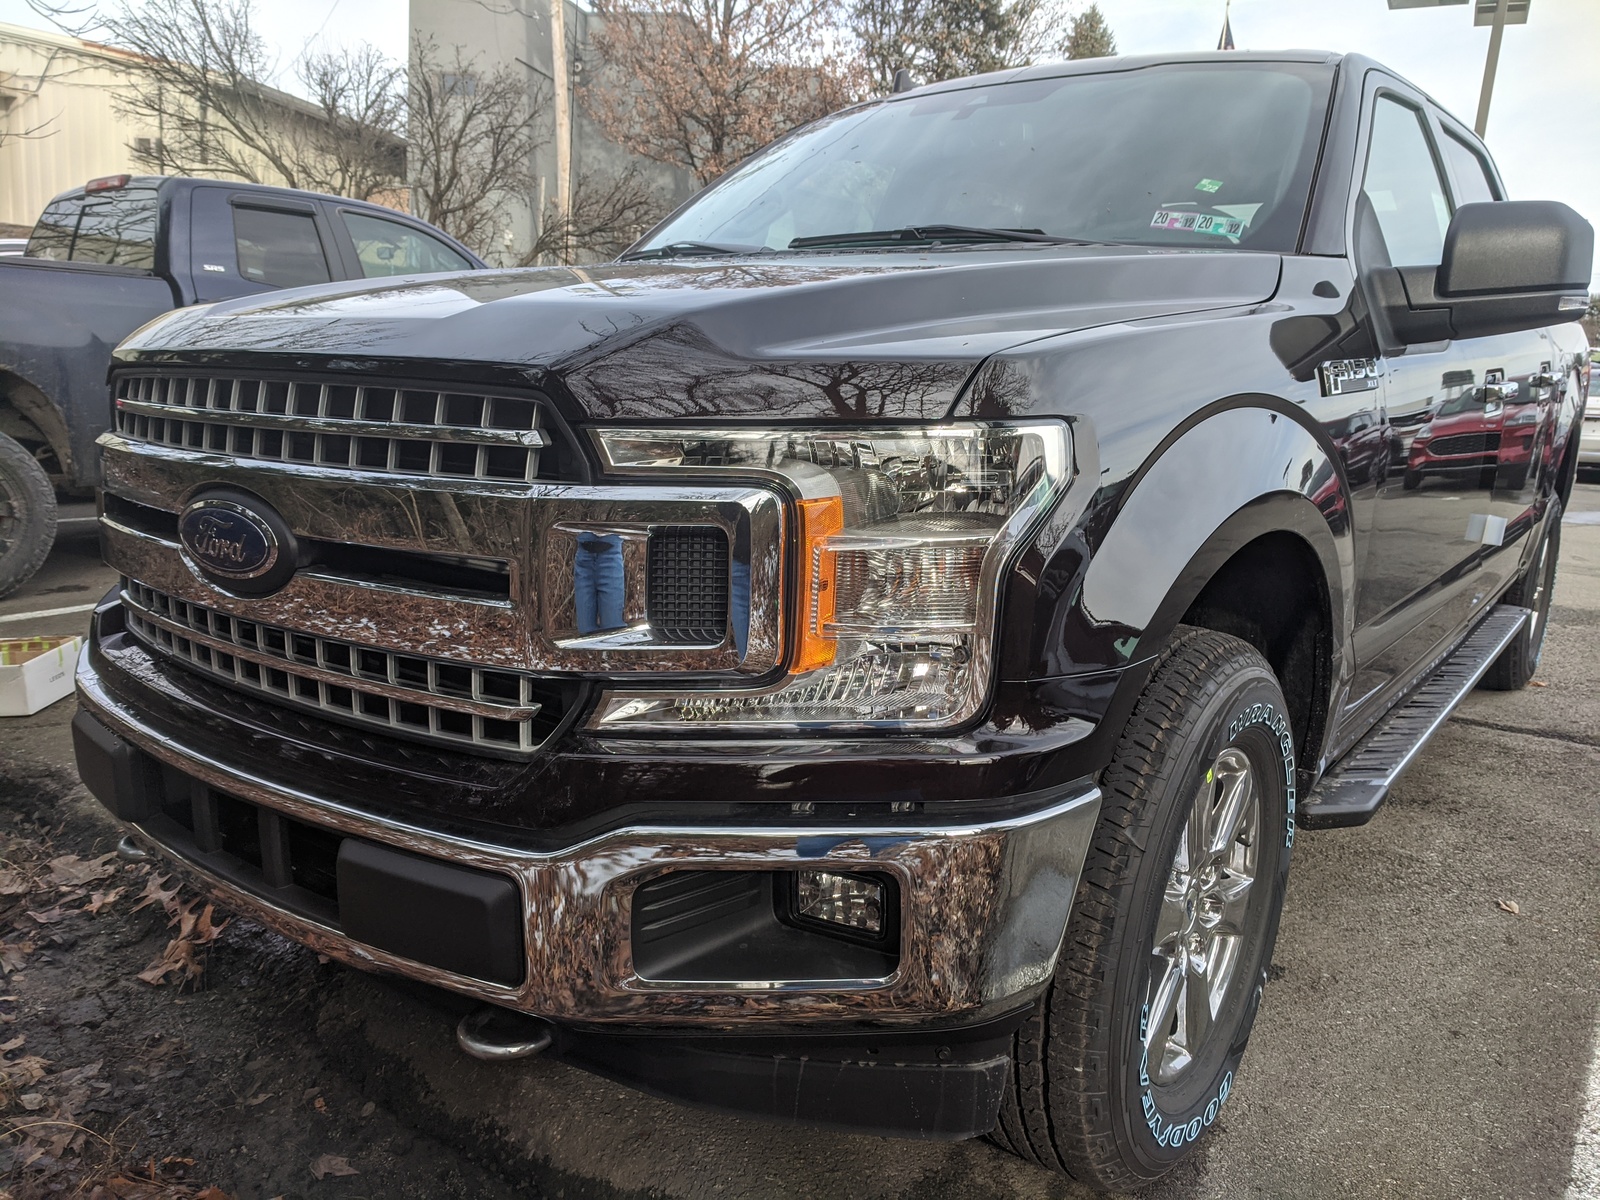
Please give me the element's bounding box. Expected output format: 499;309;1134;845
1;483;1597;1199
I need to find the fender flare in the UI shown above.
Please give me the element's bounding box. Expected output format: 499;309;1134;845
1062;400;1357;775
0;366;74;478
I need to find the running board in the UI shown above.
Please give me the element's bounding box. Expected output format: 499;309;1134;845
1300;604;1531;829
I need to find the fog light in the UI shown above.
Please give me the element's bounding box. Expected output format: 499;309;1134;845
796;870;887;936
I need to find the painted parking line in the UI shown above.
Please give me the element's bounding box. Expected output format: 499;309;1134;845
1570;1012;1600;1199
0;602;99;624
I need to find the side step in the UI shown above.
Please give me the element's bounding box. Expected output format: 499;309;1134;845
1299;604;1531;829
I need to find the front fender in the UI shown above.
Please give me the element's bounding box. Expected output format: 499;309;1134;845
1001;399;1356;789
1078;400;1354;670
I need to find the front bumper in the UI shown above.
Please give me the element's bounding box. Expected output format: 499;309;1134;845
76;631;1101;1032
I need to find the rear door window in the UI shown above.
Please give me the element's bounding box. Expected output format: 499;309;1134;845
233;206;333;289
341;211;473;277
1439;130;1500;207
26;188;160;267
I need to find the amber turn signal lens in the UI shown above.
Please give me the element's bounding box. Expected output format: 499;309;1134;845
793;496;843;673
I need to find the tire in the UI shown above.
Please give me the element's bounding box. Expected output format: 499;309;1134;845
994;627;1295;1191
0;432;56;600
1481;498;1560;691
1402;466;1421;490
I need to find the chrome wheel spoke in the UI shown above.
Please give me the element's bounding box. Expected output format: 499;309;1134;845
1206;750;1254;859
1183;947;1215;1047
1147;956;1184;1054
1208;871;1254;937
1153;887;1188;952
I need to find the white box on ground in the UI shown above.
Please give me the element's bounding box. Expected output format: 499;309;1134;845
0;636;82;716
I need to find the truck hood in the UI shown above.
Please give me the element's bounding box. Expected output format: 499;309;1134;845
120;246;1283;420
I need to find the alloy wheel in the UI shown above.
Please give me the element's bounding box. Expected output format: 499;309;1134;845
1144;746;1261;1085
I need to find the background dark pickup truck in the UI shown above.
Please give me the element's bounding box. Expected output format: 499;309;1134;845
0;174;483;596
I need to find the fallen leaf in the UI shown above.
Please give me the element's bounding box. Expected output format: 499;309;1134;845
0;869;31;896
1529;680;1549;688
25;907;70;925
313;1095;327;1113
47;853;117;888
17;1092;44;1110
308;1154;358;1179
359;1101;375;1118
0;1034;23;1053
0;943;29;975
130;875;181;915
83;887;124;915
1497;898;1521;915
243;1091;273;1106
197;1189;236;1200
0;1053;50;1087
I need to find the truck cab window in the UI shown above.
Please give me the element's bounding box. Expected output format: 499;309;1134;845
26;189;159;268
1360;97;1451;267
1440;130;1500;207
342;212;473;278
233;207;332;289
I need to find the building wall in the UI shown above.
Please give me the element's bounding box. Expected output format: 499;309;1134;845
0;21;325;232
408;0;696;265
0;23;160;229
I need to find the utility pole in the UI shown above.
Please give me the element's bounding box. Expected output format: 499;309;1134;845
548;0;572;258
1474;0;1510;136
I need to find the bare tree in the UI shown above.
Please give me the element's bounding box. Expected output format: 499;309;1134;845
525;164;667;265
295;44;406;201
406;37;540;257
852;0;1052;92
585;0;861;186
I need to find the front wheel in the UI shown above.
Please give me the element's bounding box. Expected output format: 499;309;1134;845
0;432;56;600
994;627;1294;1191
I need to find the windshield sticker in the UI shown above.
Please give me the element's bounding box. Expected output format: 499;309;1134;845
1195;178;1224;193
1151;210;1246;237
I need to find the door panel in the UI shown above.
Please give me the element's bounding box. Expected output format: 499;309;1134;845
1341;85;1543;718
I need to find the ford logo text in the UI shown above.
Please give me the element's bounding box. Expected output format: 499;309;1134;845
179;499;279;580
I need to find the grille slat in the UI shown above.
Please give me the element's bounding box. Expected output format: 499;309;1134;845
113;374;548;483
122;579;560;756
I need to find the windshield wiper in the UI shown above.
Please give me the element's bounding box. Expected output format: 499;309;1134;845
788;225;1086;249
619;241;768;261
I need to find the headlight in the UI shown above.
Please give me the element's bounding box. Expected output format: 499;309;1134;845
587;422;1071;732
1414;423;1432;440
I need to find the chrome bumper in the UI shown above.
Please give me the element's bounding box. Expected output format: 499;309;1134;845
78;655;1101;1028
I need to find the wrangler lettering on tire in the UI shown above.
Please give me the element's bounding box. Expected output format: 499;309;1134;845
994;627;1294;1191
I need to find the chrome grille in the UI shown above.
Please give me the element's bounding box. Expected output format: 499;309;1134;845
121;579;559;756
112;373;547;482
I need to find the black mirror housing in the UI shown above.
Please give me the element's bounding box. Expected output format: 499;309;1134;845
1382;200;1593;344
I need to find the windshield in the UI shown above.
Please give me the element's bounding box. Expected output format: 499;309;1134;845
637;62;1333;255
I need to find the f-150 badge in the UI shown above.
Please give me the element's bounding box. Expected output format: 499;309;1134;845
1318;359;1380;397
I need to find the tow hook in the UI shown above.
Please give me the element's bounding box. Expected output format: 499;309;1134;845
456;1006;554;1062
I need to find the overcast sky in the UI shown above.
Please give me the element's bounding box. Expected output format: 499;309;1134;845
2;0;1594;284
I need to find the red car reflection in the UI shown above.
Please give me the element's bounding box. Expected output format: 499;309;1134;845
1403;383;1537;490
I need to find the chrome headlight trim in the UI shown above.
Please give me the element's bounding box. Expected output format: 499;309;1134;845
586;421;1074;733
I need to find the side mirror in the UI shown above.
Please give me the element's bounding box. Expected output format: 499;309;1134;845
1379;201;1593;344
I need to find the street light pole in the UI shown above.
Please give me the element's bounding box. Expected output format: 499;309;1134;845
1474;0;1511;136
1386;0;1528;139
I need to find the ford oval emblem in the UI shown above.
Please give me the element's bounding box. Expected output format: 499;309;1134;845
179;499;279;580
